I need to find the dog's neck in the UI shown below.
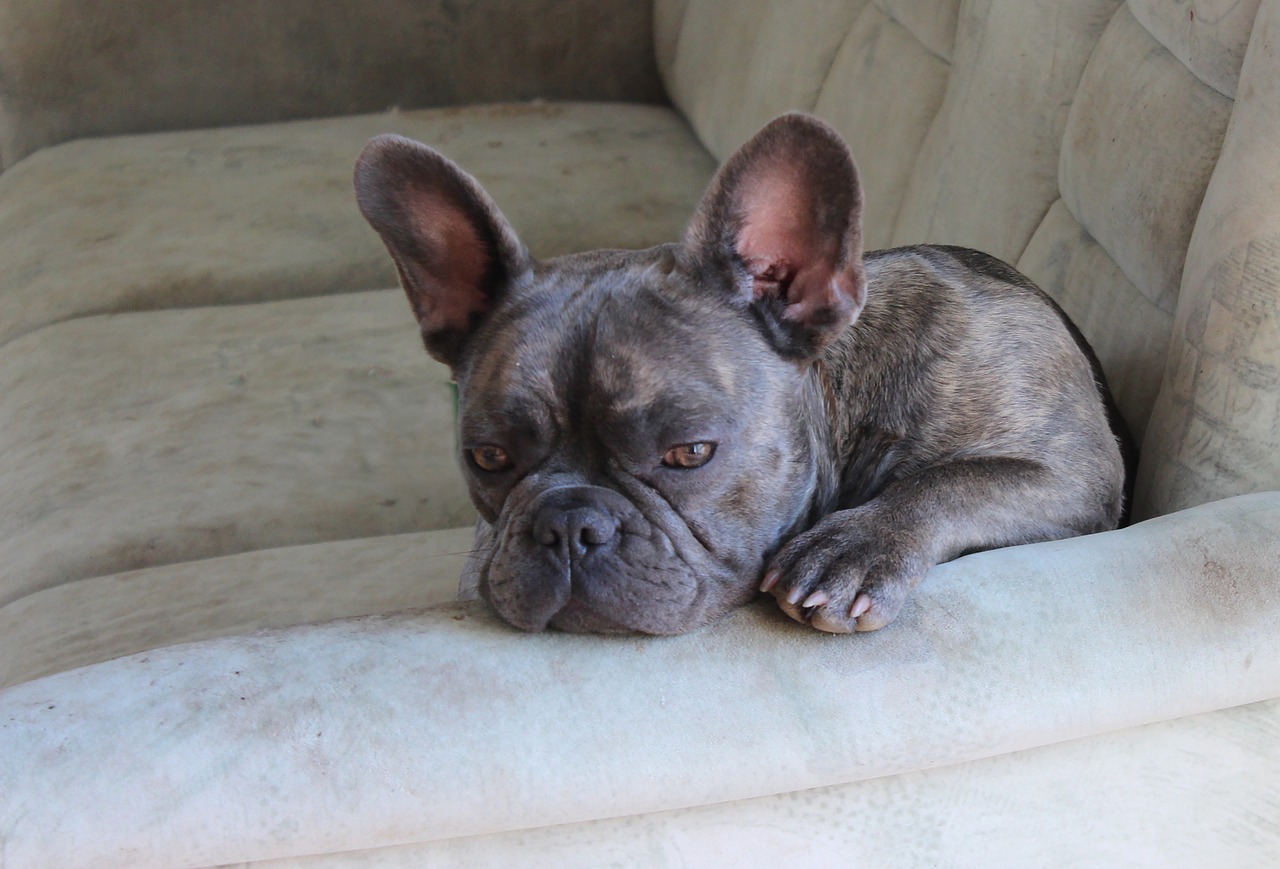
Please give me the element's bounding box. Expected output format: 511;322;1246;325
795;358;843;530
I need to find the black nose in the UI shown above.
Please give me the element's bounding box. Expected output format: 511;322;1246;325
532;488;622;560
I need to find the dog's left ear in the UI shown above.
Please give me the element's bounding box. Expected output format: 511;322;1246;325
683;113;867;359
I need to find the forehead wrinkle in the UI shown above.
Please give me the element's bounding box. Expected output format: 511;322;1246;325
594;344;663;415
473;250;748;431
589;305;742;420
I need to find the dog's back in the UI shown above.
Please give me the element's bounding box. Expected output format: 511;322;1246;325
821;244;1130;536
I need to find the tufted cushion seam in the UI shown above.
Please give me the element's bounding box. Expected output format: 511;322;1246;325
1127;0;1263;99
870;0;956;65
1054;194;1175;319
1058;2;1234;319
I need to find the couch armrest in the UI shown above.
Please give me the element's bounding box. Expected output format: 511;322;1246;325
0;0;664;170
2;492;1278;867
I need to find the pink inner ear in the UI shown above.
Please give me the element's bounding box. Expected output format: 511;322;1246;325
736;168;842;307
404;195;493;332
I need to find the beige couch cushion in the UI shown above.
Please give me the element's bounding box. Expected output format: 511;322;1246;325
1059;4;1233;323
1017;2;1243;444
662;0;867;162
0;527;474;690
1137;0;1280;517
206;697;1280;866
812;1;957;249
890;0;1121;263
1129;0;1262;98
653;0;689;78
0;102;717;345
0;290;469;608
989;0;1265;460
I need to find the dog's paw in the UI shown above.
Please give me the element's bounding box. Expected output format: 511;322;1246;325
760;508;928;633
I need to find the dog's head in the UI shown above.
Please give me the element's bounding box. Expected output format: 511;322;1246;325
355;114;866;633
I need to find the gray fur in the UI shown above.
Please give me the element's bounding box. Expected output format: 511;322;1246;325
355;114;1129;635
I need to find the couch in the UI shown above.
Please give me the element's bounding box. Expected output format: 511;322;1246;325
1;0;1278;865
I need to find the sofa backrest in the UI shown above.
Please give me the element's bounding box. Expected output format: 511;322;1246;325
657;0;1280;520
0;0;665;171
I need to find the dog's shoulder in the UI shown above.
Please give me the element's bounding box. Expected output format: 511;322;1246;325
830;244;1126;491
860;244;1089;362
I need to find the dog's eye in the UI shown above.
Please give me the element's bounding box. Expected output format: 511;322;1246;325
662;442;716;469
469;444;513;472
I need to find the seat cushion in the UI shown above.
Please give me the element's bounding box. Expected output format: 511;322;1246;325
0;102;717;345
0;290;468;607
195;697;1280;866
0;526;474;690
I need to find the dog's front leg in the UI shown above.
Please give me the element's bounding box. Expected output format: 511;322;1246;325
761;457;1098;633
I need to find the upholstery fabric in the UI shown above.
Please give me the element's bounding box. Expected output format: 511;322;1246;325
1020;0;1256;447
1059;4;1233;323
811;2;955;250
2;493;1277;867
0;103;717;346
1129;0;1262;98
890;0;1122;263
653;0;689;77
1137;0;1280;517
0;290;467;608
874;0;961;62
0;526;474;690
205;698;1280;867
0;0;664;169
663;0;869;160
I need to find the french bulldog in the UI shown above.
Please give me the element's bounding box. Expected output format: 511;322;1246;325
354;113;1131;636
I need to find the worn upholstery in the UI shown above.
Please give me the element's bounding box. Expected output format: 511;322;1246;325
1137;0;1280;515
0;526;474;690
2;0;1279;865
3;494;1278;867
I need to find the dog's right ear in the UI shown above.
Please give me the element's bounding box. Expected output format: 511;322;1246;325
682;114;867;361
355;135;528;367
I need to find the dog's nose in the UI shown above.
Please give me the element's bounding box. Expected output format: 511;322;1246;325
533;504;620;558
532;488;622;560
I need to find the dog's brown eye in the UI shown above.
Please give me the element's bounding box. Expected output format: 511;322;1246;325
470;444;512;472
662;442;716;469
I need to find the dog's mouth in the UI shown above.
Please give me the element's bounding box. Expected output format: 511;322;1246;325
545;596;637;634
479;528;719;635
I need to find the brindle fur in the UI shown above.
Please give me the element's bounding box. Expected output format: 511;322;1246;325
355;114;1131;635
